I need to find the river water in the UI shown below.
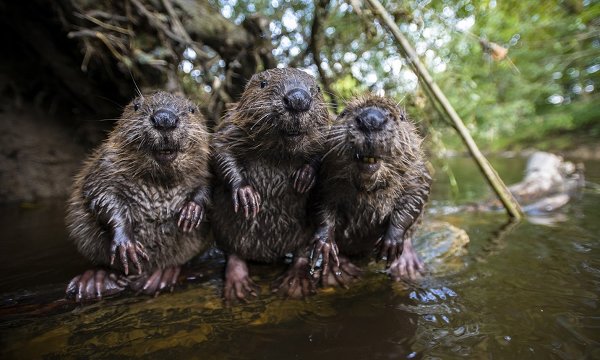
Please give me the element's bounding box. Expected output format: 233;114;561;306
0;156;599;359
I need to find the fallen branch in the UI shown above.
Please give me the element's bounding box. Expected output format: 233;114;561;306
362;0;524;219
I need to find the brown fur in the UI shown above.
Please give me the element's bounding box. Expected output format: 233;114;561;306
212;68;329;261
316;94;431;257
66;92;212;272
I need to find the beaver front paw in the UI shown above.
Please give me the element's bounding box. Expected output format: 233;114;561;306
178;200;204;232
292;164;317;194
387;243;425;281
272;257;316;299
232;185;261;219
320;255;362;289
376;235;403;265
66;269;128;302
309;230;340;278
110;234;149;275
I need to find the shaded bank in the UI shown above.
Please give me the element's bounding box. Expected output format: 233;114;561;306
0;0;276;203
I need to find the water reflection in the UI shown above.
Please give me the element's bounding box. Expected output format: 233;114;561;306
1;157;599;358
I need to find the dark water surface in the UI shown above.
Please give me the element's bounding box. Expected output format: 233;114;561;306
1;156;599;359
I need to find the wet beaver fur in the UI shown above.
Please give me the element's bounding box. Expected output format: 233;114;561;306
66;91;211;301
211;68;330;302
311;94;431;286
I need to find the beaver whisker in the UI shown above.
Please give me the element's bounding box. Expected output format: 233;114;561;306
327;131;347;140
120;134;141;148
249;112;273;132
327;136;352;158
239;103;273;111
326;130;347;140
322;142;345;160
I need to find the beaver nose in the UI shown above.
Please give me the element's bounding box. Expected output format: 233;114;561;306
151;109;179;131
283;88;312;112
356;108;387;132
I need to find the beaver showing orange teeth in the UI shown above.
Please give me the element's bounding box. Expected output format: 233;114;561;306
310;94;431;287
355;153;382;173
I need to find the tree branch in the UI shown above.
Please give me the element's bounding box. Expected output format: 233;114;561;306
310;0;338;112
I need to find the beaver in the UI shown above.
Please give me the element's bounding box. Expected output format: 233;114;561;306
65;91;211;301
211;68;330;302
310;94;431;286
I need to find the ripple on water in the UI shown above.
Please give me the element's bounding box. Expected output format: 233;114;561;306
2;157;600;359
393;283;487;356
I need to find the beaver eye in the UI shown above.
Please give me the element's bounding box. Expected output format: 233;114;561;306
133;103;140;111
189;107;195;114
316;85;321;93
260;80;268;88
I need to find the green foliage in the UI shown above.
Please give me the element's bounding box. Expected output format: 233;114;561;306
207;0;599;151
429;0;600;150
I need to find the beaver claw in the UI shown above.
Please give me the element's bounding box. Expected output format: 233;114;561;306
387;240;425;281
309;233;340;277
110;235;149;275
66;269;128;302
319;255;362;288
272;257;316;299
233;185;261;219
178;200;204;233
131;266;181;296
292;164;317;194
224;254;259;304
376;235;403;265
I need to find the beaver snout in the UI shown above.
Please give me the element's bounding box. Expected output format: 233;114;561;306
151;109;179;131
356;107;387;132
283;88;312;113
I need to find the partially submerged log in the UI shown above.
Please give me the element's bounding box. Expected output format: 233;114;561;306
363;0;524;219
482;151;585;214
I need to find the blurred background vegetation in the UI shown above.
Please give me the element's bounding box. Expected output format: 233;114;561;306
0;0;598;202
212;0;599;152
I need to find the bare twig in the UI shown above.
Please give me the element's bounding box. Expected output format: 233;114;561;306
68;30;129;66
86;10;129;22
74;12;134;35
364;0;524;219
160;0;211;61
129;0;187;45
